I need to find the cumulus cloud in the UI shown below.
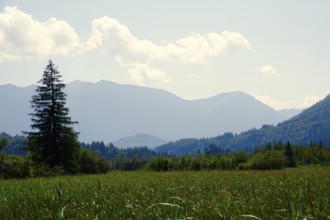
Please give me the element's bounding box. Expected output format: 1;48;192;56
115;57;171;85
0;6;80;61
86;17;251;64
258;65;278;75
84;16;251;84
127;63;172;85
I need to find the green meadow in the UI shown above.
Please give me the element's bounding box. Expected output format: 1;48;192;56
1;166;330;219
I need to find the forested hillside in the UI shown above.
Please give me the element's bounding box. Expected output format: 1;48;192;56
155;94;330;155
0;132;27;156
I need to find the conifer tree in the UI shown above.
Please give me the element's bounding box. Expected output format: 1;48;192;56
285;141;296;167
27;60;80;173
0;139;7;152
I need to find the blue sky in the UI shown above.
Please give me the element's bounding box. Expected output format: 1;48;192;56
1;1;329;109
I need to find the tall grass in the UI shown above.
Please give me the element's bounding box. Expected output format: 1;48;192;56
0;166;329;219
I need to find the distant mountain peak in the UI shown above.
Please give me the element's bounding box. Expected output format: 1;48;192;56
113;133;167;149
95;79;118;85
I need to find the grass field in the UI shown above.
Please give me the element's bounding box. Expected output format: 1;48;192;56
0;166;330;219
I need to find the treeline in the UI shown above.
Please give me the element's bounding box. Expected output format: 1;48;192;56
0;133;158;178
81;141;156;171
0;136;157;178
0;132;27;156
2;137;330;178
81;141;156;161
2;134;330;178
146;141;330;171
0;138;112;179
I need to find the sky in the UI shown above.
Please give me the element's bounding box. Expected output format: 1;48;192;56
0;1;329;110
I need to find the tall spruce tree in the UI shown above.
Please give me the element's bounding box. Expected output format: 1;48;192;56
27;60;80;173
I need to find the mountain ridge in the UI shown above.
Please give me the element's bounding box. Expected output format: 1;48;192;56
0;80;300;144
155;93;330;155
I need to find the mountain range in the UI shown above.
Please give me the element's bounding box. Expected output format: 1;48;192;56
0;80;300;145
155;94;330;155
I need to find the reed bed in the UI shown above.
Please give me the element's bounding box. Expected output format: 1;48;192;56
0;166;329;219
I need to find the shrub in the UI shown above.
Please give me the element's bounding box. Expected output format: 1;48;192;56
79;149;111;174
250;150;285;170
146;157;173;171
0;155;32;179
32;163;64;177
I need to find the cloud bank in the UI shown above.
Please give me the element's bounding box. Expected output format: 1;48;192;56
0;6;251;85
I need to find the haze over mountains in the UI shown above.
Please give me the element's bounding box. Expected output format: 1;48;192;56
0;80;301;145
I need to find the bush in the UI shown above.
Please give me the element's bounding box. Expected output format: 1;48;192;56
98;157;112;173
146;157;173;171
0;155;32;179
79;149;111;174
250;150;285;170
31;163;64;177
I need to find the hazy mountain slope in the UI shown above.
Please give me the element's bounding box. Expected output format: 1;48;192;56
1;80;288;143
230;95;330;151
188;91;284;136
113;133;167;149
0;84;34;135
65;80;197;142
155;94;330;155
52;81;283;141
273;95;330;143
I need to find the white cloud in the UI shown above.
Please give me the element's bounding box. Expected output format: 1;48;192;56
0;6;80;61
258;65;278;75
86;17;251;64
115;57;171;85
85;16;251;84
127;63;172;85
